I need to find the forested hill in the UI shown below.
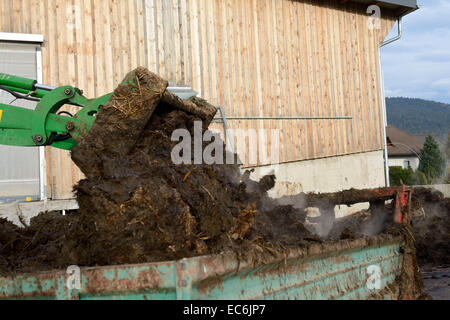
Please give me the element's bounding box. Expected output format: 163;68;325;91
386;97;450;138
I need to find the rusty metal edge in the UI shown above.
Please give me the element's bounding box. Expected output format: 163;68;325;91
0;234;404;299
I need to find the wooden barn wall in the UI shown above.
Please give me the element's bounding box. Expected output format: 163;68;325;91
0;0;396;199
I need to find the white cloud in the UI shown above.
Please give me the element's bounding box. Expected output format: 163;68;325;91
380;0;450;104
431;78;450;88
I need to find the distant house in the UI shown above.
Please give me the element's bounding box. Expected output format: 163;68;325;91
386;126;423;170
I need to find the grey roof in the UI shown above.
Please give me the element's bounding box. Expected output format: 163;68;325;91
413;134;446;150
348;0;418;16
375;0;417;9
386;126;423;157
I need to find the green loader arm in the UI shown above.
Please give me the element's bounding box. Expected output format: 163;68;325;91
0;73;113;150
0;70;217;151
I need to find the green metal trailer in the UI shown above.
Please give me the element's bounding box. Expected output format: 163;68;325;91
0;234;414;300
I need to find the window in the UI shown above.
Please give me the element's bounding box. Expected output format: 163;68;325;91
403;160;410;169
0;36;43;203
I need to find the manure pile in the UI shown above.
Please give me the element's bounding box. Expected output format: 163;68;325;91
0;68;321;274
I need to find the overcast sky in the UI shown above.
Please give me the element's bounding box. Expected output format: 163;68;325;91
380;0;450;104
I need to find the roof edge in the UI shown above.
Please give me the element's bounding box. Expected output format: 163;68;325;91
348;0;419;17
378;0;418;9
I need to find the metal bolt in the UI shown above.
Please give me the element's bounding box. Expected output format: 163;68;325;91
66;121;75;131
33;135;43;144
64;88;72;96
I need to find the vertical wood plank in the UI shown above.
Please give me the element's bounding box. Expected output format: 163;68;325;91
350;4;364;153
360;10;376;151
66;0;78;196
296;1;310;159
214;0;223;107
199;0;210;100
324;1;338;157
170;0;181;83
266;0;277;163
180;0;191;84
306;1;320;158
39;0;52;198
246;0;258;161
206;0;218;104
54;0;69;198
368;18;382;150
373;38;385;151
136;0;146;68
82;0;95;98
144;0;158;73
30;0;41;34
329;2;346;155
188;0;201;95
0;1;6;31
155;0;165;77
239;0;251;162
120;0;131;76
218;0;230;111
355;5;370;153
342;4;358;154
104;0;114;91
225;0;236;117
46;0;58;198
287;0;298;158
338;3;352;154
72;0;87;184
110;0;121;85
315;2;328;158
127;0;138;71
230;0;242;156
94;1;106;92
273;0;285;163
12;0;21;32
289;1;303;160
232;0;243;115
21;0;31;34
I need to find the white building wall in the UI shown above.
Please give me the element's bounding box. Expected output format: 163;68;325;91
249;150;386;218
388;156;420;170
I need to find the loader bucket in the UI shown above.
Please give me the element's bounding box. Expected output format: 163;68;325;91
120;67;217;127
71;67;217;178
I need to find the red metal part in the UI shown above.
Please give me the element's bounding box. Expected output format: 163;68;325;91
323;185;413;225
393;185;413;224
345;185;413;225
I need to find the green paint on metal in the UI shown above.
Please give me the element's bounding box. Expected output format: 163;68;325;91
0;240;406;300
0;73;36;91
54;277;69;300
190;243;403;300
117;267;140;281
155;264;171;275
81;288;177;300
103;270;116;281
21;278;40;294
41;279;54;291
0;73;114;150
